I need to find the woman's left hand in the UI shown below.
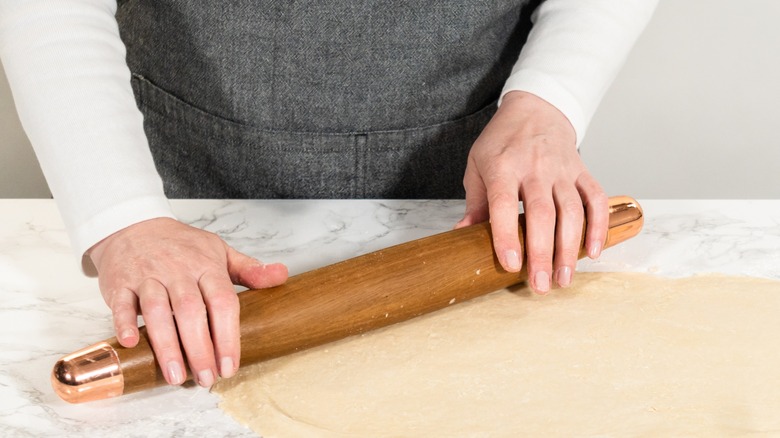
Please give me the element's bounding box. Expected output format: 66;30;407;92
456;91;609;293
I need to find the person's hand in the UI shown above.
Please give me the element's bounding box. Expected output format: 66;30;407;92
456;91;608;293
88;217;288;387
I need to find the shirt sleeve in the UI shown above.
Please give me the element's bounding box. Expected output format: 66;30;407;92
501;0;659;145
0;0;174;273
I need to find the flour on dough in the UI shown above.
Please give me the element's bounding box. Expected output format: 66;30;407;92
213;273;780;437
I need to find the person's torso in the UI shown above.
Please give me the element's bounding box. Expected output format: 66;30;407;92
115;1;539;198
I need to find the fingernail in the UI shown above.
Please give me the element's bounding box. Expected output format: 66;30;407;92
589;241;602;259
120;329;135;342
167;361;184;385
221;357;235;378
557;266;572;288
535;271;550;294
198;369;215;387
505;250;521;272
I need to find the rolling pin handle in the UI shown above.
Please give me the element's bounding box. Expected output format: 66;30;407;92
51;341;124;404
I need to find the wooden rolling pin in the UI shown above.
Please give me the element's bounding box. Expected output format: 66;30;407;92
52;196;643;403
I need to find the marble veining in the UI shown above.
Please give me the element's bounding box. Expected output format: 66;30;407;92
1;199;779;437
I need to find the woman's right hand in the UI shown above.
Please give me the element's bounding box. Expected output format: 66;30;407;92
88;217;288;387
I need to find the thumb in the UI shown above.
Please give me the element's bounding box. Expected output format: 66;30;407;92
226;246;289;289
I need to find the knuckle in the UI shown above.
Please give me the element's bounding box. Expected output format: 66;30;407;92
137;277;164;294
185;352;213;368
588;191;609;211
154;345;184;362
139;296;171;315
528;252;554;268
487;191;517;211
142;305;173;322
561;200;585;219
557;246;581;262
207;292;239;313
486;158;512;174
174;293;207;318
111;301;137;318
526;199;555;221
103;288;125;307
482;161;514;184
144;326;180;352
180;342;215;362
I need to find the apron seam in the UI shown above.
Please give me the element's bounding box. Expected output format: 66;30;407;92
133;73;498;138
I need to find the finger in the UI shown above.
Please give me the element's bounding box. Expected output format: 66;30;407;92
577;173;609;259
167;279;217;387
456;159;490;229
552;187;585;288
199;271;241;379
137;279;186;386
520;179;555;294
227;246;288;289
109;287;140;348
484;170;522;273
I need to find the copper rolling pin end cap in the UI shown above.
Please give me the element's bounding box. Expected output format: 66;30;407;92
51;341;124;403
606;196;644;248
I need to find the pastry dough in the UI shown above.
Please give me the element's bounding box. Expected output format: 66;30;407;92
213;273;780;437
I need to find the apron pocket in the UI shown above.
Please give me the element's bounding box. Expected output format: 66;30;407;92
132;74;496;199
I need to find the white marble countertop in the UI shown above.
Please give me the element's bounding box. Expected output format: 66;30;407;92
1;199;779;437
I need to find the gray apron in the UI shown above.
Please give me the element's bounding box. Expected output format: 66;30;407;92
116;0;540;199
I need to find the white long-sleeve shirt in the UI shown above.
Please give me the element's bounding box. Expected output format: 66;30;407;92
0;0;658;271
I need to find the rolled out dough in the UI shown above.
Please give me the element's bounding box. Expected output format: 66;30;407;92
213;273;780;437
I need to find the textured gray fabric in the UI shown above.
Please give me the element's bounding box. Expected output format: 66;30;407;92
117;1;540;199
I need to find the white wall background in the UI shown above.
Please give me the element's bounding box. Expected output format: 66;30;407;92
1;0;778;199
581;0;780;199
1;58;50;198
